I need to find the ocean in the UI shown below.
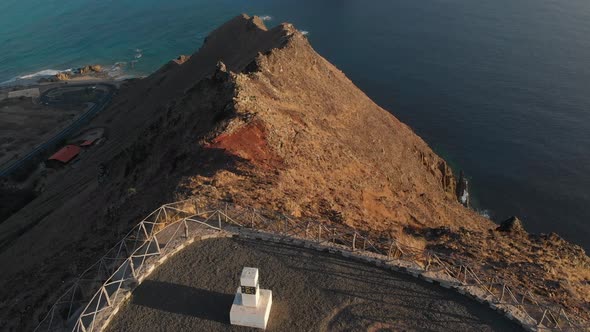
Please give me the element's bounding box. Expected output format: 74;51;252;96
1;0;589;249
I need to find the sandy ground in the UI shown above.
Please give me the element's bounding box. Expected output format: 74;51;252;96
107;237;522;332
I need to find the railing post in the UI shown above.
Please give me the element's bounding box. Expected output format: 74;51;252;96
217;212;222;230
184;220;189;238
352;232;356;251
281;215;288;234
102;287;112;307
539;309;548;327
46;307;56;331
318;224;321;242
67;283;78;320
162;207;168;223
388;241;394;260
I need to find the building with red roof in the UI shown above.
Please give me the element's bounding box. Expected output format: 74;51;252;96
48;145;81;164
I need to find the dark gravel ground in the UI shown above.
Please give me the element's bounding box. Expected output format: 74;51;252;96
107;237;523;332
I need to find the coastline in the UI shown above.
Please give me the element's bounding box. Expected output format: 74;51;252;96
0;62;144;89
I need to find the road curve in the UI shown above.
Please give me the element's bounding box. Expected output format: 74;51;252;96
0;83;115;177
107;237;523;332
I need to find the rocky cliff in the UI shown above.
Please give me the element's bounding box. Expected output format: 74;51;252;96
0;14;588;330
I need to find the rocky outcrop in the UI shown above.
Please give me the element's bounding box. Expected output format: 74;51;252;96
78;64;102;74
55;72;71;81
37;64;104;83
172;55;191;65
416;150;457;198
497;216;526;233
419;218;590;319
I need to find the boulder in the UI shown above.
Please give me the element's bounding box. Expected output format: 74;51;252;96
172;55;190;65
89;64;102;72
55;72;71;81
78;64;102;75
78;66;90;74
497;216;526;233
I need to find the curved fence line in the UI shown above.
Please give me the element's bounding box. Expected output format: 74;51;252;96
34;198;590;332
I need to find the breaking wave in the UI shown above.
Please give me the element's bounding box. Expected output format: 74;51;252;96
477;209;492;219
259;15;272;21
0;68;72;86
107;62;127;77
19;68;71;79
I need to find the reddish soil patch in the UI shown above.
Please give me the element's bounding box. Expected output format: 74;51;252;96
208;120;282;169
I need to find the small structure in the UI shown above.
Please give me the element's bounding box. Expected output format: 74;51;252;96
230;267;272;329
70;128;105;147
80;139;96;147
48;145;81;164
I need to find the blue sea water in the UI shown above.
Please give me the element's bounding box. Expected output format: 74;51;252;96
1;0;590;249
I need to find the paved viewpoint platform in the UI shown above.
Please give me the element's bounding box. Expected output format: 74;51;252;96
106;237;524;332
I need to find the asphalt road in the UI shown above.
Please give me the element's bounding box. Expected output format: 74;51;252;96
107;237;523;332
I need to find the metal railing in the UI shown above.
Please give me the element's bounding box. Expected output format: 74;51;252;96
34;198;590;332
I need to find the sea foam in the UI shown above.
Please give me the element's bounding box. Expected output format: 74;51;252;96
0;68;72;86
19;68;72;79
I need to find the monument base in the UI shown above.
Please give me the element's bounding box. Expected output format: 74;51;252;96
230;288;272;329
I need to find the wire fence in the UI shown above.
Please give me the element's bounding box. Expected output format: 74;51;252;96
34;198;589;332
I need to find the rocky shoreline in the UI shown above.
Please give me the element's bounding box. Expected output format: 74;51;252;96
38;64;107;83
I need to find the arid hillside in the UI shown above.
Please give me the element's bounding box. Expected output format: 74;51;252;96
0;14;588;331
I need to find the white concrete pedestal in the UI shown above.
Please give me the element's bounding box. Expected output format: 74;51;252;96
230;288;272;329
